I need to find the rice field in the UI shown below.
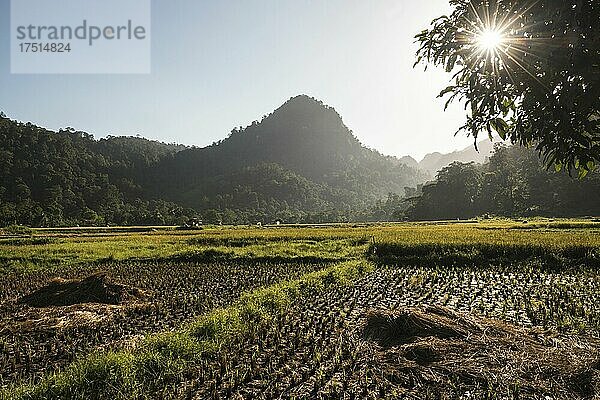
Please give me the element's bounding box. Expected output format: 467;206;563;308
0;219;599;399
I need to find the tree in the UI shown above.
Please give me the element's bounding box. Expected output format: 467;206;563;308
415;0;599;177
480;145;530;215
407;162;482;220
404;144;600;220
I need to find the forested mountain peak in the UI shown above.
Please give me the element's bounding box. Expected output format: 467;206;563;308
269;94;342;123
151;95;426;204
218;94;363;164
143;96;427;221
264;94;351;135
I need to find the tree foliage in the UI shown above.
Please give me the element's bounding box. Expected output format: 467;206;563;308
406;145;600;220
0;115;194;227
415;0;599;176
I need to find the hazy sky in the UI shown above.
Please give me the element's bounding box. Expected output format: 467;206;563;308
0;0;477;160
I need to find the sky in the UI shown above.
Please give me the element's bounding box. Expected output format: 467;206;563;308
0;0;477;161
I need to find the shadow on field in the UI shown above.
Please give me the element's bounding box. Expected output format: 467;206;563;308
362;306;600;398
161;248;342;265
186;236;369;247
369;243;600;270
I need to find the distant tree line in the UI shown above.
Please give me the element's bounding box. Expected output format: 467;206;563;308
404;145;600;221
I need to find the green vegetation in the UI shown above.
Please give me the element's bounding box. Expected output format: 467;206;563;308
416;0;599;175
2;219;600;274
0;227;370;274
0;225;33;235
406;145;600;220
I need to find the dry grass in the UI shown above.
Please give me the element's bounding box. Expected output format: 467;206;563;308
18;273;146;307
2;303;136;333
363;306;600;398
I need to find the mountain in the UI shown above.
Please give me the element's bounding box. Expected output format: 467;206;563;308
145;95;427;221
417;139;496;177
0;96;426;226
399;155;419;169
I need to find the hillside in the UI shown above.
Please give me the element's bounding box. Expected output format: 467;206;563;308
144;95;427;222
0;97;426;226
0;116;194;227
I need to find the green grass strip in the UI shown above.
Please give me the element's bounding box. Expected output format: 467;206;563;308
2;260;372;400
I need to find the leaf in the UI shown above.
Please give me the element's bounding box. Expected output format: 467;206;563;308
438;86;455;98
446;54;458;72
490;118;509;140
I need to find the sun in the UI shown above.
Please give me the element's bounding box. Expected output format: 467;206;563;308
477;29;505;52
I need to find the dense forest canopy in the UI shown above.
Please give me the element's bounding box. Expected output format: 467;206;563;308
0;114;194;227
